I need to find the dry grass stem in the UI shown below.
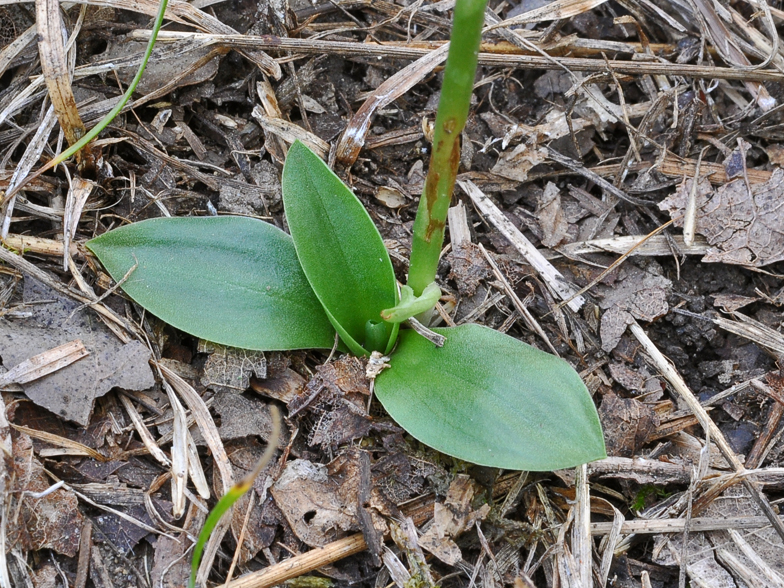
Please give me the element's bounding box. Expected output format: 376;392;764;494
478;243;558;355
0;339;87;387
460;179;585;311
571;463;591;588
118;393;171;468
590;514;784;535
137;30;784;82
629;322;784;543
336;43;449;165
0;105;57;237
560;234;710;257
11;423;105;461
35;0;87;148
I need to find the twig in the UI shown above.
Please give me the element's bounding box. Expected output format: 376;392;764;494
477;243;559;355
226;534;368;588
590;514;784;535
556;218;675;310
571;463;591;588
559;234;709;258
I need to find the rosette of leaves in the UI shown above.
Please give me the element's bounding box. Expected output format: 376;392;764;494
88;141;604;471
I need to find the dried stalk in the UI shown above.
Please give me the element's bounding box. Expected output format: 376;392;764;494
137;31;784;82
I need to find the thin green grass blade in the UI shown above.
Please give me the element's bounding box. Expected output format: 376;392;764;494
189;407;281;588
51;0;170;168
188;484;248;588
0;0;170;206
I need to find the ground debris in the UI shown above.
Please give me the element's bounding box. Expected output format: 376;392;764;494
8;431;83;556
0;277;154;425
597;266;671;352
225;441;280;562
419;475;489;565
491;143;548;183
653;485;784;587
712;293;758;312
199;341;266;393
598;392;659;457
536;182;570;247
446;242;491;297
200;390;278;443
271;450;387;548
289;356;373;451
659;169;784;266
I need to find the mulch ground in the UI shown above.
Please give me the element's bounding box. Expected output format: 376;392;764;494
2;1;784;587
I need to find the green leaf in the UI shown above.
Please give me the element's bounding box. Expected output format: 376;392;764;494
190;404;281;588
189;482;246;588
375;325;606;471
282;141;397;355
87;216;335;351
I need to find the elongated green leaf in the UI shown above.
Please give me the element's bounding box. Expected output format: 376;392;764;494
189;482;245;588
282;141;397;355
87;217;335;351
375;325;606;470
190;405;281;588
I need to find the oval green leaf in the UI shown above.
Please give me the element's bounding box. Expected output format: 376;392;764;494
375;325;606;471
87;216;335;351
282;141;397;355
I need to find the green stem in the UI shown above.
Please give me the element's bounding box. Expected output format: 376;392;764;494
407;0;487;296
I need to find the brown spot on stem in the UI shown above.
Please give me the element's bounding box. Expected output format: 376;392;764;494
425;171;440;210
422;135;461;242
443;117;457;134
424;218;445;242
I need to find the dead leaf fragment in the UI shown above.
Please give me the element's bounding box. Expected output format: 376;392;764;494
8;431;83;556
226;442;279;563
151;534;191;588
271;456;362;547
251;367;306;404
764;143;784;167
107;39;219;95
491;144;548;182
713;293;758;313
536;182;570;247
0;277;155;425
289;356;372;450
376;186;408;208
659;170;784;266
597;266;671;352
199;341;266;393
209;391;278;442
608;362;645;392
419;475;488;565
598;392;658;457
446;242;491;297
